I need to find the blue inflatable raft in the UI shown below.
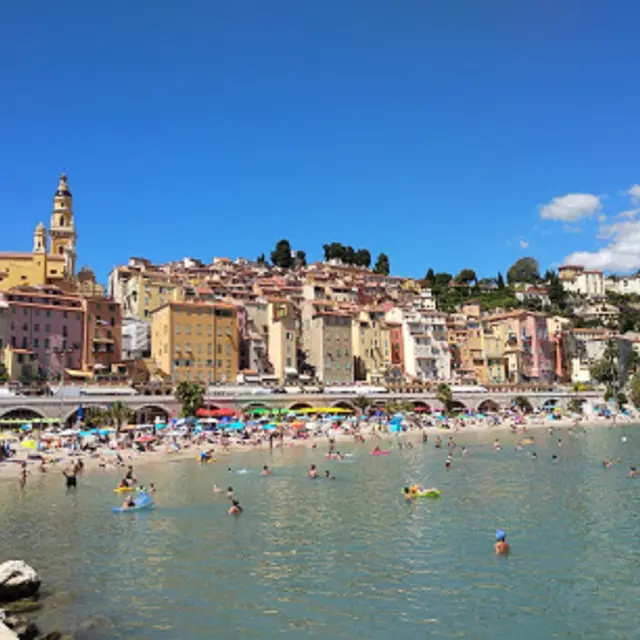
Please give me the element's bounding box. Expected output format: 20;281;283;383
112;492;154;513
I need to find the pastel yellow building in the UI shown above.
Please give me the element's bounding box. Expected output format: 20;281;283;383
266;299;298;381
151;302;239;384
351;310;391;382
0;174;77;290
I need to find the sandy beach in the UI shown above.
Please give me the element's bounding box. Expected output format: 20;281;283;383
1;413;635;486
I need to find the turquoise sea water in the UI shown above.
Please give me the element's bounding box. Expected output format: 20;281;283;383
1;425;640;639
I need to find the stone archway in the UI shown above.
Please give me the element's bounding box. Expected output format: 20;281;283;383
134;404;171;425
0;407;47;423
412;400;431;414
332;400;356;412
288;402;313;411
541;398;559;412
448;400;467;413
477;399;501;414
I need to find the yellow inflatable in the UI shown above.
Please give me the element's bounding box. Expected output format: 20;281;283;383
405;486;441;498
113;487;134;493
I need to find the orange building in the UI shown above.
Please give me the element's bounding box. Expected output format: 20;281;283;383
81;298;122;375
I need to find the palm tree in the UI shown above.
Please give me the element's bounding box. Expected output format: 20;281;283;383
353;395;372;415
175;381;205;417
84;406;107;427
108;401;133;432
436;383;453;413
513;395;533;414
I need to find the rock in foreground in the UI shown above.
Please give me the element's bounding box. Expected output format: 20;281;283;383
0;563;41;603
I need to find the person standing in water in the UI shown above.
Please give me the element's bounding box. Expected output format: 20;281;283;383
495;530;510;555
228;499;243;515
18;462;28;488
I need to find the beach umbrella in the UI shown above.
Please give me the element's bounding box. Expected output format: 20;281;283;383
21;439;37;449
136;435;156;443
261;423;277;430
225;421;245;431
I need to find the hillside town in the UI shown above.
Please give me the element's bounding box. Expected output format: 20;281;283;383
1;174;640;398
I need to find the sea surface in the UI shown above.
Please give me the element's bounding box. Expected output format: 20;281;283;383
1;425;640;639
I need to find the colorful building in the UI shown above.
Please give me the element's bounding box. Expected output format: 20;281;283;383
5;286;84;380
351;309;391;382
82;298;122;375
151;301;239;383
0;174;77;291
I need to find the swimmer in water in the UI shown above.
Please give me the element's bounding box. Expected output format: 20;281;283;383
324;470;335;480
403;487;415;501
122;495;136;509
213;484;222;493
495;530;510;555
148;483;156;494
515;444;522;452
552;454;559;464
462;446;469;456
602;460;613;469
531;451;538;460
445;455;452;469
261;465;272;476
308;464;319;479
493;439;502;452
629;466;638;478
228;499;243;515
227;486;235;499
557;439;562;448
434;436;442;449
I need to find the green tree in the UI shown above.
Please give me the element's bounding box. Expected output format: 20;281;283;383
436;383;453;413
175;381;205;417
353;395;372;415
424;268;435;286
0;364;8;383
108;401;133;432
513;395;533;413
567;398;584;414
256;253;267;264
354;248;371;268
454;268;477;286
270;239;294;269
373;253;390;275
628;374;640;407
616;391;628;410
507;257;540;284
590;340;618;385
433;272;453;288
84;406;107;427
295;250;307;267
497;272;505;289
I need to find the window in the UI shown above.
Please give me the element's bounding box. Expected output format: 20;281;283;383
286;357;292;367
34;324;39;332
225;343;230;355
197;343;202;353
21;337;27;348
62;325;68;337
67;355;73;367
33;338;39;348
63;311;68;319
217;327;222;337
185;325;191;334
207;344;213;354
46;310;51;317
217;343;222;354
63;340;67;350
226;359;231;369
197;324;202;335
217;359;222;368
34;310;39;317
76;312;80;320
45;324;51;333
107;330;112;339
11;337;16;347
22;323;27;331
225;327;231;337
44;338;49;348
23;309;27;316
110;317;115;327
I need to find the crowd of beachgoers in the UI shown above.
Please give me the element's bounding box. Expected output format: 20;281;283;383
1;406;637;484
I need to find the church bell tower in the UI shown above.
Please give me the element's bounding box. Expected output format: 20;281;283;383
49;173;77;276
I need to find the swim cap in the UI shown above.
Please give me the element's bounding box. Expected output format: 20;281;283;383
496;529;506;541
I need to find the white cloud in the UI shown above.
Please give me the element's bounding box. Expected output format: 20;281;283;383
539;193;601;221
627;185;640;202
519;239;529;248
616;208;640;220
563;219;640;272
598;214;607;223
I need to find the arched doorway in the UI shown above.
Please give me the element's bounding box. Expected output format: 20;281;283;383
477;399;500;414
288;402;313;411
0;407;47;424
135;405;170;425
448;400;467;413
412;401;431;414
541;398;559;412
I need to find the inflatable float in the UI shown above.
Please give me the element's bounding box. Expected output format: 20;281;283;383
113;486;135;493
112;492;154;513
370;450;390;456
196;457;216;463
404;487;441;498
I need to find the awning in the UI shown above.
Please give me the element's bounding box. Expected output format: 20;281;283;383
65;369;93;379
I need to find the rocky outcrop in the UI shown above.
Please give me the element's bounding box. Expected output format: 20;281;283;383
0;563;41;604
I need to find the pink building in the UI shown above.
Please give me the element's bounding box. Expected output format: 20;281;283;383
5;286;84;380
487;311;558;383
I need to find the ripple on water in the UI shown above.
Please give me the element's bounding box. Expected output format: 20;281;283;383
2;426;640;639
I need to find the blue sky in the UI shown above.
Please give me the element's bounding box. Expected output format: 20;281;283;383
2;0;640;282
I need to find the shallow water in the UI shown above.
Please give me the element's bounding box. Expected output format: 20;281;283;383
2;425;640;639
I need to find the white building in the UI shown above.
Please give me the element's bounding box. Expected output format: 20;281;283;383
605;274;640;296
558;266;605;299
385;307;451;381
515;286;551;307
122;317;151;361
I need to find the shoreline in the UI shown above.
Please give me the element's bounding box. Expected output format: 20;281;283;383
0;415;634;486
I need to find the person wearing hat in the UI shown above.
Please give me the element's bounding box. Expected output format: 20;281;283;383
495;530;510;555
